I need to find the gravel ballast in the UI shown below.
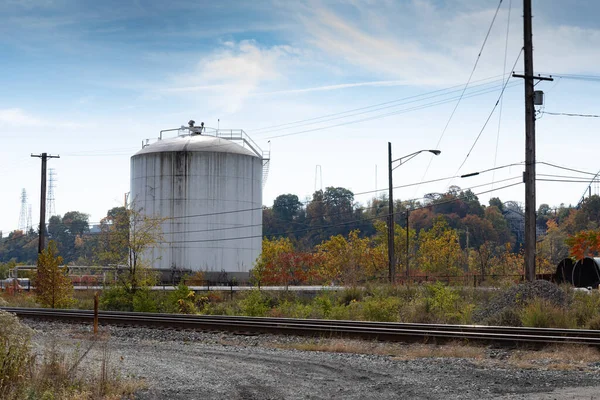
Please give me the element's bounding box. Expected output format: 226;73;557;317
24;320;600;400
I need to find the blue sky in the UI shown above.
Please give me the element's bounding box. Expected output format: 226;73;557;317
1;0;599;234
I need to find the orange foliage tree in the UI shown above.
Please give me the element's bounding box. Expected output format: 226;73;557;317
252;237;322;286
566;230;600;260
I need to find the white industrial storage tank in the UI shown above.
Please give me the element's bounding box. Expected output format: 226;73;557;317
130;123;268;280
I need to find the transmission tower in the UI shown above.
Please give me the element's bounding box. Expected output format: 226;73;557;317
47;168;57;220
18;189;28;232
27;204;33;233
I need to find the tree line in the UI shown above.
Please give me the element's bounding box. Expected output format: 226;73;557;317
3;186;600;282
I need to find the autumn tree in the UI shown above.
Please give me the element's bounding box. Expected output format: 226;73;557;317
317;230;383;285
566;229;600;260
372;220;416;279
94;206;164;294
538;219;569;265
35;240;73;308
252;237;294;284
417;218;463;276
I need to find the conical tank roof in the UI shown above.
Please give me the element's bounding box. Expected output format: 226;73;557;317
133;134;259;158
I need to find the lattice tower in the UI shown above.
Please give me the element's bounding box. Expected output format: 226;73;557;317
18;189;27;232
47;168;57;219
27;204;32;233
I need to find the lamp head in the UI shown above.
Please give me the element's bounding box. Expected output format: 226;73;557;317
429;150;441;155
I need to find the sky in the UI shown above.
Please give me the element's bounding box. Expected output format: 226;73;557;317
1;0;599;235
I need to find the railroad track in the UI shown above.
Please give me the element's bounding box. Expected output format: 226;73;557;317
3;307;600;345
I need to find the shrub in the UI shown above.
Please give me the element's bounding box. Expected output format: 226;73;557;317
338;287;364;305
0;311;33;398
361;297;401;322
570;290;600;327
587;314;600;330
485;308;522;327
133;287;158;313
520;299;576;328
100;286;133;311
240;290;271;317
425;282;473;324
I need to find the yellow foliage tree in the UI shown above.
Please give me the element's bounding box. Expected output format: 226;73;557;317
489;243;524;277
317;230;384;285
35;240;73;308
373;220;417;279
417;218;462;276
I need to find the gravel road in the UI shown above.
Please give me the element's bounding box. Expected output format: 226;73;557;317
25;321;600;400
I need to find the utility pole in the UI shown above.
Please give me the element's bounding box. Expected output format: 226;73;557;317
513;0;552;282
522;0;536;282
405;210;410;279
31;153;59;254
388;142;395;283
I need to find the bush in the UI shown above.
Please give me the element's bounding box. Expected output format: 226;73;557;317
520;299;576;328
587;314;600;330
570;290;600;327
485;308;522;327
361;297;401;322
338;287;364;305
0;311;33;398
100;286;133;311
133;287;159;313
240;290;271;317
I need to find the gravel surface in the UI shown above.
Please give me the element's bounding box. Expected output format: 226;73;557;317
24;320;600;400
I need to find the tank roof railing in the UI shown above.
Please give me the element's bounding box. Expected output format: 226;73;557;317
151;126;270;160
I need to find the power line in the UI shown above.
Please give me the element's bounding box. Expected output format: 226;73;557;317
252;77;508;136
492;0;512;190
417;0;505;191
264;82;521;140
542;111;599;118
165;181;523;244
453;47;524;176
537;161;597;176
248;74;508;134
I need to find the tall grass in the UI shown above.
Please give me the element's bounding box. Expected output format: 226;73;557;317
0;310;141;399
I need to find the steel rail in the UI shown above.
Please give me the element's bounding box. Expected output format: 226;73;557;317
3;307;600;345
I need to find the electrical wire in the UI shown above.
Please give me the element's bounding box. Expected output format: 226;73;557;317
264;82;521;140
252;77;508;136
165;181;523;244
453;47;524;176
542;111;599;118
492;0;512;190
417;0;505;192
536;161;597;176
248;74;508;134
1;173;523;246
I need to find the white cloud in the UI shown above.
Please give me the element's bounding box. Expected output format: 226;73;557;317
165;40;303;113
0;108;84;129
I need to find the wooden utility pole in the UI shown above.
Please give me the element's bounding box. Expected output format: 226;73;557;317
513;0;551;281
388;142;395;283
522;0;536;282
31;153;59;254
405;210;410;279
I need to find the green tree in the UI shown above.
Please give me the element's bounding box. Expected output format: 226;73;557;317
34;241;73;308
273;194;303;221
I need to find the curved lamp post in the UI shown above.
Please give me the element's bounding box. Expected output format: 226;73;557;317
388;143;441;283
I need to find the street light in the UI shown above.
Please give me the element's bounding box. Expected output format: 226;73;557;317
388;143;441;283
